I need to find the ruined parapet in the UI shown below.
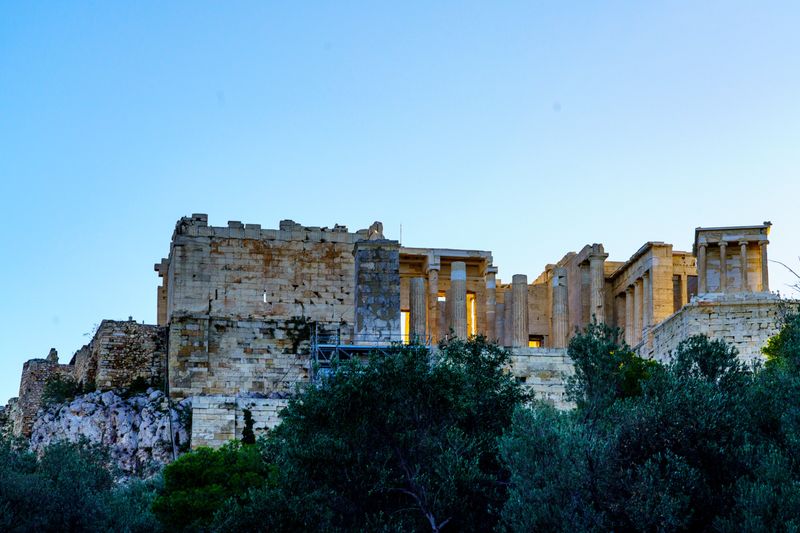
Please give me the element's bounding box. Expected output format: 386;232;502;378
646;292;786;364
353;239;401;344
14;355;74;437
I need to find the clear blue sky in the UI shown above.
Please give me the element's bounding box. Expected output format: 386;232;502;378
1;2;799;403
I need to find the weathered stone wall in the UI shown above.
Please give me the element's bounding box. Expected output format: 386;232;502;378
161;215;369;325
93;321;167;390
645;292;785;364
509;348;574;410
191;395;289;449
353;240;401;342
15;358;74;436
168;315;321;399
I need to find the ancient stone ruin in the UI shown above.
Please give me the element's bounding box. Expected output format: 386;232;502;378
4;216;785;450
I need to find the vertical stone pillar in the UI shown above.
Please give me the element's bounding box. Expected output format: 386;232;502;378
495;303;505;345
697;243;707;293
503;289;513;346
589;253;608;323
552;268;569;348
450;262;468;339
353;239;401;343
438;300;447;340
760;241;770;292
739;241;749;292
633;278;643;345
485;267;497;341
719;241;728;293
511;274;529;348
642;271;651;342
680;274;688;307
409;277;426;342
427;266;439;342
624;286;634;346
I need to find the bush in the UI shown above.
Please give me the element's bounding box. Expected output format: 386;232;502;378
41;374;80;405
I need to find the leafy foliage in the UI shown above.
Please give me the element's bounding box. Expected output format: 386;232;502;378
500;327;800;532
41;374;81;405
0;437;160;533
152;440;275;532
215;336;527;532
241;408;256;445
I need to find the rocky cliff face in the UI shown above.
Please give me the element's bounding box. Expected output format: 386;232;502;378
29;389;191;477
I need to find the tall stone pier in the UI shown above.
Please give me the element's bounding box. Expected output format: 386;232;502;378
450;261;468;339
511;274;529;348
353;240;401;343
503;289;513;346
485;266;497;341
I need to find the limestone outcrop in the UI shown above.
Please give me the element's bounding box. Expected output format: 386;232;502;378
29;389;191;477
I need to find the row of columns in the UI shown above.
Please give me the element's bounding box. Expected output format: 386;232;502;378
408;263;530;347
697;240;769;293
622;271;651;346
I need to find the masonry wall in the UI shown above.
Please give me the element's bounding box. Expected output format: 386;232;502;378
646;293;784;364
168;315;322;399
509;348;574;410
191;395;290;448
15;359;73;436
163;215;369;325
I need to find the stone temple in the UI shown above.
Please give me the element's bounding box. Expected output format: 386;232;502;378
6;216;784;448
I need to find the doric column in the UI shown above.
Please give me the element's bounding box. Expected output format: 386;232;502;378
409;277;426;343
739;241;749;292
511;274;529;348
485;266;497;341
624;286;634;346
552;268;569;348
495;303;505;346
680;274;688;307
427;266;440;343
760;241;770;292
633;278;642;345
697;243;707;293
450;262;467;339
719;241;728;293
503;289;513;346
642;271;651;340
588;253;608;323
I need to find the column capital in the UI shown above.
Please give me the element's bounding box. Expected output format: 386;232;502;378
739;240;749;247
588;252;609;262
759;240;770;247
718;241;728;248
485;265;498;275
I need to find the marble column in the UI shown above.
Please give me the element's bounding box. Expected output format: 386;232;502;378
633;278;642;345
552;268;568;348
495;303;505;346
697;243;707;293
438;300;447;340
760;241;770;292
427;267;439;342
589;253;608;323
503;289;513;346
625;286;634;346
511;274;528;348
485;267;497;341
680;274;688;307
719;241;728;293
409;277;426;343
450;262;467;339
642;271;651;341
739;241;749;292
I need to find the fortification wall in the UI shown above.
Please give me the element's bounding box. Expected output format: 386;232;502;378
15;358;74;436
646;292;784;364
162;215;371;325
191;395;290;448
168;315;325;399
